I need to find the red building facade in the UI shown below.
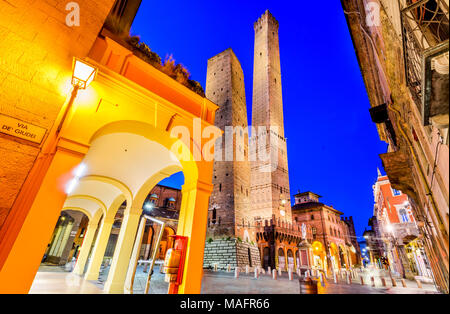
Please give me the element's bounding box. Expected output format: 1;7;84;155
373;171;433;280
255;191;361;275
291;192;360;275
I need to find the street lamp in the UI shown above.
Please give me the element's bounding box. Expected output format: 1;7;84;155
144;202;154;211
71;58;97;89
57;58;97;133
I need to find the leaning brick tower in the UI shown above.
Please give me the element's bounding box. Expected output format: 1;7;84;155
203;49;260;270
205;48;251;239
251;10;292;223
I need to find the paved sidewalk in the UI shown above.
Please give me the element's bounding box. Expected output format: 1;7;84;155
29;267;439;294
30;272;104;294
200;270;439;294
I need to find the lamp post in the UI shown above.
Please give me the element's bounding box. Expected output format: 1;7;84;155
56;58;97;133
0;57;98;272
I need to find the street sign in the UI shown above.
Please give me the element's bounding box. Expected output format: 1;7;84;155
0;114;46;144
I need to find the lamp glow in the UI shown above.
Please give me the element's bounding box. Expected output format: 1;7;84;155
386;224;394;233
66;177;79;194
144;202;154;210
74;163;87;178
72;58;97;89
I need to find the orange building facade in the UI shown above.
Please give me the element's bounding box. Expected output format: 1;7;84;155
291;192;361;275
255;191;361;276
0;0;218;294
373;171;434;280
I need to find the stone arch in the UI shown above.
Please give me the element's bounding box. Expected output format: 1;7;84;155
65;194;107;217
287;249;294;270
88;120;198;186
277;247;286;270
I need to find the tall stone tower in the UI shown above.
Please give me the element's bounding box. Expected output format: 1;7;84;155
203;49;260;270
251;10;291;222
205;48;251;240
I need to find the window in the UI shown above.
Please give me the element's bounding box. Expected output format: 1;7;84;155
311;214;314;220
392;188;402;196
399;208;409;223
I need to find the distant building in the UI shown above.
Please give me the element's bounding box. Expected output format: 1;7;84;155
256;191;362;275
373;170;433;280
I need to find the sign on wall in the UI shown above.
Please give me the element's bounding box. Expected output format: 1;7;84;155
0;114;46;144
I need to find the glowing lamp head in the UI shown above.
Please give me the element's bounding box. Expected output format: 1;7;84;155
386;224;394;233
144;202;154;211
72;58;97;89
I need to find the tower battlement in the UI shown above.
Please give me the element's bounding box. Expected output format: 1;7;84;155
253;9;279;30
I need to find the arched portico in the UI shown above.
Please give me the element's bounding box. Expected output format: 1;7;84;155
329;243;340;271
0;57;218;294
311;241;326;270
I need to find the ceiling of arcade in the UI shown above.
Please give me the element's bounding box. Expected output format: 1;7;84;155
64;132;184;220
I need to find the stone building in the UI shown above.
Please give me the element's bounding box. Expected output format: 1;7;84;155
255;215;311;273
205;48;251;240
363;216;385;267
101;184;182;266
203;10;292;271
42;210;89;266
342;0;449;293
373;170;433;280
290;191;361;275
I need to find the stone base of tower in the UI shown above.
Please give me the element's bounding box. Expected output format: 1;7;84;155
203;238;261;270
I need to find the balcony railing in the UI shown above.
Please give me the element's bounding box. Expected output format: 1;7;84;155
401;0;449;125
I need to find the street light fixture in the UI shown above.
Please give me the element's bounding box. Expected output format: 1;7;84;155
57;58;98;133
71;58;97;89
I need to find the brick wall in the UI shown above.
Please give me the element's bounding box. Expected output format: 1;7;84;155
251;10;291;223
203;238;261;270
205;48;251;239
0;0;115;228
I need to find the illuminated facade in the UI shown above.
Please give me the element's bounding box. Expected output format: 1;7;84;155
373;170;433;280
291;192;361;275
0;0;218;294
255;191;361;275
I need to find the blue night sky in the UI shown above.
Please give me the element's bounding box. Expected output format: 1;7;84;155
131;1;388;236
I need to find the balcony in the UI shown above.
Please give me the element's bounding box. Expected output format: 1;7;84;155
401;0;449;132
389;222;420;245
